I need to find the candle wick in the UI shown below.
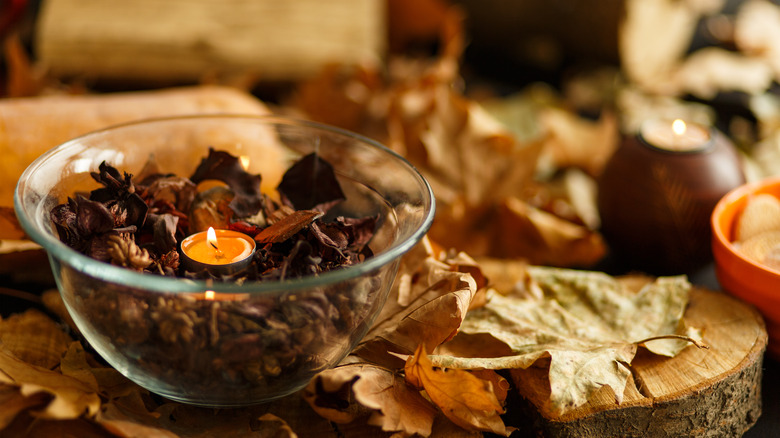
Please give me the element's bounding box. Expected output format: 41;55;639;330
209;240;225;259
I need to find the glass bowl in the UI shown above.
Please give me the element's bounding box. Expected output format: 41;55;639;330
14;115;435;406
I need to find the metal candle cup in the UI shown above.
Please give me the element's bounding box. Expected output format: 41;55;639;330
180;227;256;275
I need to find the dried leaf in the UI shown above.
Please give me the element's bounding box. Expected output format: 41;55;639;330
190;148;263;217
537;107;619;176
0;349;101;420
665;47;774;99
256;413;298;438
0;309;73;369
351;237;482;367
431;267;700;414
303;364;436;436
254;210;323;244
404;345;507;436
735;0;780;77
0;384;50;429
277;153;345;212
495;197;606;266
59;343;100;394
619;0;721;91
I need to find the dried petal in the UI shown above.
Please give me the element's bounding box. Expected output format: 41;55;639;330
277;153;345;211
189;148;263;217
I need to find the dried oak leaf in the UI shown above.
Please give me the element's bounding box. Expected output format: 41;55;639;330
189;148;263;218
303;364;436;437
277;152;345;212
431;266;701;415
405;345;508;436
350;237;484;367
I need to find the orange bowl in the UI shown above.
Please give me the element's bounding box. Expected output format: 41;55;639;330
712;176;780;358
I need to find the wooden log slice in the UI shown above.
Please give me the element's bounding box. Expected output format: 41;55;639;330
509;287;767;437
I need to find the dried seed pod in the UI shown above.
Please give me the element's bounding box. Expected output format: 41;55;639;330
107;233;152;270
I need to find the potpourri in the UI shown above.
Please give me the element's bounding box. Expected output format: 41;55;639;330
47;149;387;401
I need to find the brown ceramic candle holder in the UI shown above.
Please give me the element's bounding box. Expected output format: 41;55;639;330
598;119;745;275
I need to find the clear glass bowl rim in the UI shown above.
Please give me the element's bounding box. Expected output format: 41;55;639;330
14;114;436;295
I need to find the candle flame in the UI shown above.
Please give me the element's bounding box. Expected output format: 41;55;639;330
239;155;250;171
204;290;215;300
207;227;218;250
672;119;687;136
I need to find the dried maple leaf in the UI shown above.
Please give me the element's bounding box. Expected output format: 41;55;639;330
429;266;702;415
404;345;508;436
303;363;436;436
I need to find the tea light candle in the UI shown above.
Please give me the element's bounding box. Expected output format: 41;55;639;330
640;118;712;152
180;227;256;275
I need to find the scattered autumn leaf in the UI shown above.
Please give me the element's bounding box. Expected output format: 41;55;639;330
404;345;508;436
429;267;701;414
664;47;774;99
303;363;436;437
735;0;780;77
351;237;485;367
0;349;101;420
495;197;606;266
537;107;619;177
0;308;73;369
619;0;720;91
0;384;50;429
